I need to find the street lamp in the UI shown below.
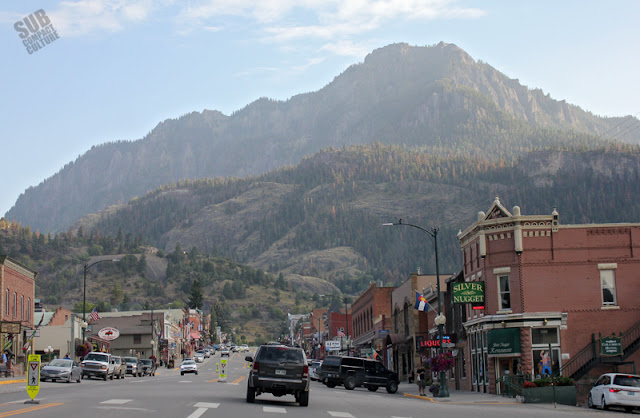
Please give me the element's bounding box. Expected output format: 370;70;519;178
44;345;54;364
383;219;450;398
343;296;350;356
83;259;118;341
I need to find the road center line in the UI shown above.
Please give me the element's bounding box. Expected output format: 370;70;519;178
0;402;63;417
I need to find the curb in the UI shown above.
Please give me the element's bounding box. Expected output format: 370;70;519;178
403;393;520;405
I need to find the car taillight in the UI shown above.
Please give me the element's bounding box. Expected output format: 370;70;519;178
610;388;622;393
252;361;259;373
303;365;309;378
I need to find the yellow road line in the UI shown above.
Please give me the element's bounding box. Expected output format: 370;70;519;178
0;380;26;386
403;393;517;405
0;402;63;417
231;376;246;384
208;378;219;383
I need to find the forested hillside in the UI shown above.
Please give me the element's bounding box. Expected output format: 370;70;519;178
73;144;640;291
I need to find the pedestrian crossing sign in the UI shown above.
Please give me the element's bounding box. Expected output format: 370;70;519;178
27;354;41;402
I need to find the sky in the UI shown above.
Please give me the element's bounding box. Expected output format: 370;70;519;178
1;0;639;218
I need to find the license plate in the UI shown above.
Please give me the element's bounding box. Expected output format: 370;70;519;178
628;391;635;396
275;369;286;376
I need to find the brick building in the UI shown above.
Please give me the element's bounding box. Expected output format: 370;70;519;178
0;255;37;373
457;198;640;394
351;283;394;358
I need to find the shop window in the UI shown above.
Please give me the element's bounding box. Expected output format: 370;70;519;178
498;275;511;310
461;351;467;378
600;270;617;305
532;328;558;345
532;348;560;377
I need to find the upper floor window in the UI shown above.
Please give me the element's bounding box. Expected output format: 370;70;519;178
21;295;24;320
27;298;31;321
600;270;617;305
13;292;17;317
498;275;511;310
4;289;8;315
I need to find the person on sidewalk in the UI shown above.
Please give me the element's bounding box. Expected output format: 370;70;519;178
416;366;427;396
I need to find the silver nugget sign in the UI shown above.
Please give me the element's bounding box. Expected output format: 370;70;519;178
14;9;60;55
452;281;484;303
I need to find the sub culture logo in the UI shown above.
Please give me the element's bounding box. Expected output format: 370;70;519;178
14;9;60;55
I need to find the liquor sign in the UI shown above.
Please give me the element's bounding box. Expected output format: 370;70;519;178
98;327;120;341
600;336;623;356
452;282;485;304
416;335;452;350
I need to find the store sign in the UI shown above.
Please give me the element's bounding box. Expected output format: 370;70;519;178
488;328;521;355
1;322;21;334
600;336;623;356
325;340;341;351
416;335;453;350
97;327;120;341
452;282;484;303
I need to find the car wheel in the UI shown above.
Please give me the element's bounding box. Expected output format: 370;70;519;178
195;371;198;375
103;374;108;381
181;372;184;376
299;390;309;407
325;381;337;388
601;396;609;410
77;375;81;383
386;381;399;394
344;375;356;390
367;385;378;392
624;406;634;413
110;373;114;380
587;394;595;408
247;385;256;403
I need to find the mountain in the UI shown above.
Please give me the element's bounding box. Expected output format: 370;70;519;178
6;42;639;233
71;144;640;289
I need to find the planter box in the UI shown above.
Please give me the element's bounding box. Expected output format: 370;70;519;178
522;386;576;406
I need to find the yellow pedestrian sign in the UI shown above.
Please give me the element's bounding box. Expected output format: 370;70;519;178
220;358;227;382
26;354;41;404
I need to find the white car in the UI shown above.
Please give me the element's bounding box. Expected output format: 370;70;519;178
180;359;198;375
589;373;640;412
194;352;205;363
220;346;230;357
309;360;322;381
240;344;249;352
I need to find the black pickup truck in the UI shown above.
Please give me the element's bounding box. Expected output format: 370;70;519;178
319;355;399;393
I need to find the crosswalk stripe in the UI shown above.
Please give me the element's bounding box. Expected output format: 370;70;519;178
328;412;355;418
100;399;133;404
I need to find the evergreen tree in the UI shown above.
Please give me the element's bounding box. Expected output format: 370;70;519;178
188;278;203;309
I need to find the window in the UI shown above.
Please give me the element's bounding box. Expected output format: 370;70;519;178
498;275;511;310
134;334;142;344
5;289;8;315
532;328;558;345
21;295;24;319
27;298;31;321
600;270;617;305
13;292;17;317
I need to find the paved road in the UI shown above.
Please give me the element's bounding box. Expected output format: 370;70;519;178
0;352;632;417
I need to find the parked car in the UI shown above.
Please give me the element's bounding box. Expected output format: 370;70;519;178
319;355;399;393
245;343;310;406
589;373;640;412
240;344;249;352
123;356;142;377
112;356;126;379
220;346;230;357
309;360;322;381
140;359;157;376
180;359;198;375
194;352;205;363
41;359;82;383
81;352;115;381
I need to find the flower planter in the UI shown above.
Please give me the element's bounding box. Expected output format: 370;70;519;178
522;385;576;406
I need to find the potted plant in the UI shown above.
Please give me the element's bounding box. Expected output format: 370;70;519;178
522;376;576;405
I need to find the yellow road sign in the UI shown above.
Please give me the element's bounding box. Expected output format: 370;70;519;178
27;354;41;400
220;358;227;381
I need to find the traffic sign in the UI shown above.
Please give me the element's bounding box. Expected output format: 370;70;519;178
26;354;41;403
220;359;227;382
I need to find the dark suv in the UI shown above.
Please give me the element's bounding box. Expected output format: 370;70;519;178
319;355;399;393
245;344;310;406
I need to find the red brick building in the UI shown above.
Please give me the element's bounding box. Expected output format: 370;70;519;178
457;198;640;394
0;255;37;372
351;283;394;358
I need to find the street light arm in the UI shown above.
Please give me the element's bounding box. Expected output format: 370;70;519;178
383;219;436;238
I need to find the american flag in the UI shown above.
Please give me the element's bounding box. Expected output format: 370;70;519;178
90;307;100;321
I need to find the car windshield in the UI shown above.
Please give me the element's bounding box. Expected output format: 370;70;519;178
48;359;72;367
141;359;152;365
125;358;137;364
183;360;195;365
258;346;303;363
85;353;109;362
613;375;640;387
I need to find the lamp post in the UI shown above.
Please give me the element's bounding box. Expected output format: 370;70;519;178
343;296;350;356
44;345;53;364
383;219;449;398
82;259;118;342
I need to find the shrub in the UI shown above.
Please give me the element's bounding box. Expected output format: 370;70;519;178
523;381;536;388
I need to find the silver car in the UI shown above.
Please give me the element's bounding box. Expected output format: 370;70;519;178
41;359;82;383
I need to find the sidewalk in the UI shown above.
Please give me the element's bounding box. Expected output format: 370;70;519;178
399;382;520;404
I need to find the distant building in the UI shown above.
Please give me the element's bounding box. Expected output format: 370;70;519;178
351;283;394;363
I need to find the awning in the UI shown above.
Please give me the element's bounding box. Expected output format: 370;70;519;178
190;331;201;340
386;333;411;346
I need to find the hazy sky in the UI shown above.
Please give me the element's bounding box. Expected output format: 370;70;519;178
1;0;638;219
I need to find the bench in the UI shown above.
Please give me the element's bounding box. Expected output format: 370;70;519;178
0;364;15;378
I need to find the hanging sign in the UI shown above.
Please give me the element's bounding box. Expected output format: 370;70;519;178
452;282;485;304
98;327;120;341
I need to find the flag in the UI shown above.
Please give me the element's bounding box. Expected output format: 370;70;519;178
90;307;100;321
337;328;345;337
414;291;429;312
